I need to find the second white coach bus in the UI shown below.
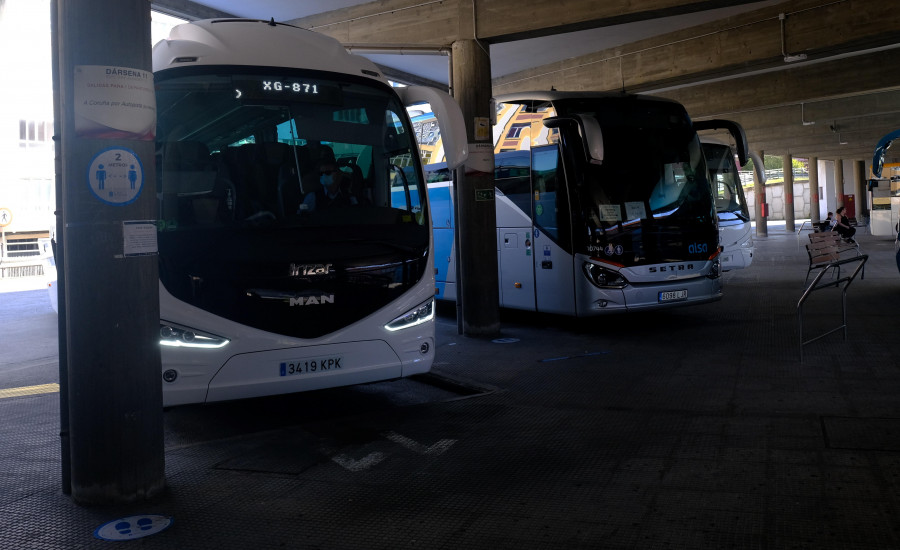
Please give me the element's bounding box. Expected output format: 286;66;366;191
152;19;466;406
698;124;754;271
428;92;747;315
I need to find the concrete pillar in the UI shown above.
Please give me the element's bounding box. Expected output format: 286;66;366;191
53;0;164;504
451;39;500;336
754;150;767;237
835;158;845;207
854;160;867;219
782;154;795;231
809;156;820;224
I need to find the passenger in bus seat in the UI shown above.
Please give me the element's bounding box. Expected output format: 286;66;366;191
161;141;222;225
339;159;370;206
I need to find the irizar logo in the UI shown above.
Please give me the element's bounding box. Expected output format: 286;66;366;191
290;263;333;277
289;295;335;306
688;242;708;254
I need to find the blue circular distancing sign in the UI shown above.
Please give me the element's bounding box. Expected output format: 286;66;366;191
86;147;144;206
94;514;173;541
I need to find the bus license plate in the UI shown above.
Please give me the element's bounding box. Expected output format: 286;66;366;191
279;356;343;377
658;290;687;303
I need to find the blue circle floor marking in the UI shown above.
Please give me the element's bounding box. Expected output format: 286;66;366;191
94;515;173;541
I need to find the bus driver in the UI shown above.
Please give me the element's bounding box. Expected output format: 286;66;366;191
301;148;356;211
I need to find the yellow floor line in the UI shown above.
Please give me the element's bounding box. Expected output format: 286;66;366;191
0;383;60;399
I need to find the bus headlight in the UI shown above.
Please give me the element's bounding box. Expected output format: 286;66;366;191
385;299;434;331
582;262;628;289
159;322;229;349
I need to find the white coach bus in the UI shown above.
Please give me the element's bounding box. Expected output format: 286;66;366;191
151;19;466;406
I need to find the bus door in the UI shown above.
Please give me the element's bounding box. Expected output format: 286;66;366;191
531;145;576;315
495;151;536;311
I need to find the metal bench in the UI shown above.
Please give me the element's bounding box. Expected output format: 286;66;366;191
847;217;868;235
804;233;862;285
797;254;868;362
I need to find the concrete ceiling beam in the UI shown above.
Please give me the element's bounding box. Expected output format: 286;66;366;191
150;0;235;20
286;0;761;45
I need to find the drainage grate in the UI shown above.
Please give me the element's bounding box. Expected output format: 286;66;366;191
411;371;495;400
822;416;900;451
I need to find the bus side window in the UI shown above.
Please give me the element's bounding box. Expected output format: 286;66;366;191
532;145;561;239
495;150;531;219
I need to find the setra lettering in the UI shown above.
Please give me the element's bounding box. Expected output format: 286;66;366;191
649;264;695;273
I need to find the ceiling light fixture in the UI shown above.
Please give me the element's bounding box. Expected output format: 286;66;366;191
780;13;808;63
801;103;815;126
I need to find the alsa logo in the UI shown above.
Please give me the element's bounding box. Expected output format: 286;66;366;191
290;263;333;277
290;295;335;306
688;242;708;254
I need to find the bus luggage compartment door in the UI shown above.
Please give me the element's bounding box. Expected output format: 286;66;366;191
533;229;575;315
498;229;536;311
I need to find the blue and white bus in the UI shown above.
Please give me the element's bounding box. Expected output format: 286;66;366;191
427;92;744;315
151;19;466;406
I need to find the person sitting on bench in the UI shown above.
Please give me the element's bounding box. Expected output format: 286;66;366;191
833;206;856;243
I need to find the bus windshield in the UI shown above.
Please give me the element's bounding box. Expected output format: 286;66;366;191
554;98;717;264
154;68;430;338
702;141;750;222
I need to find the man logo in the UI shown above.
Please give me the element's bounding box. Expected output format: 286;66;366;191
290;263;333;277
289;295;335;306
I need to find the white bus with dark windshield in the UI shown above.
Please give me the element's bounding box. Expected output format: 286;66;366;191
697;121;754;271
152;19;466;406
428;92;745;315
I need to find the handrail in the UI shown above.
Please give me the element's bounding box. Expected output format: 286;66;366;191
797;254;867;362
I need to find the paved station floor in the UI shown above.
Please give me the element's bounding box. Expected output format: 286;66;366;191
3;223;900;549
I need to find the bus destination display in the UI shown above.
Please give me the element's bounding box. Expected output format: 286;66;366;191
234;78;342;104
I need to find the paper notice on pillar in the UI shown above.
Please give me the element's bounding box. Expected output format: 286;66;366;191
122;220;158;257
464;143;494;176
474;117;490;141
74;65;156;140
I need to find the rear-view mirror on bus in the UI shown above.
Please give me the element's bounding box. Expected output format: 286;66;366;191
543;115;604;165
872;129;900;178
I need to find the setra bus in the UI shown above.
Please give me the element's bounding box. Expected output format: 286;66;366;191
152;19;466;406
428;91;745;315
697;120;754;271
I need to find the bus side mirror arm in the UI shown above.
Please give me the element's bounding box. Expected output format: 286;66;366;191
872;129;900;178
694;119;748;167
396;86;469;170
544;115;604;165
